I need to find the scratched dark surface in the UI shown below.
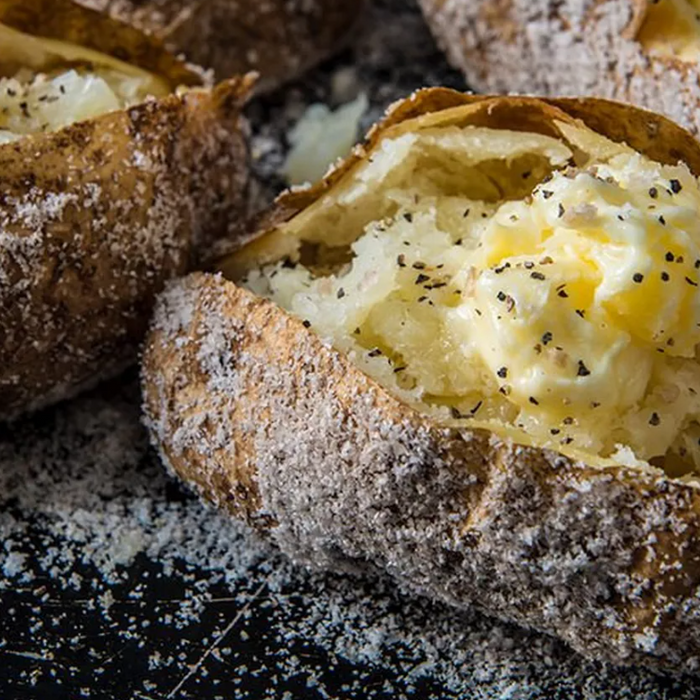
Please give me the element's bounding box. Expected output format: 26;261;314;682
2;2;700;699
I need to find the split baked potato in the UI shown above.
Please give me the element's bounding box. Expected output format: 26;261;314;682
142;91;700;672
418;0;700;137
77;0;367;91
0;0;252;420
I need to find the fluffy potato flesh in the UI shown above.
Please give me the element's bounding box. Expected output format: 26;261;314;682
637;0;700;62
238;111;700;478
0;22;169;142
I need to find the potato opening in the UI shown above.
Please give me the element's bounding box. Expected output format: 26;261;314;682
231;106;700;479
0;22;170;142
637;0;700;63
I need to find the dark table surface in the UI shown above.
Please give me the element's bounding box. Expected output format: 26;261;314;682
2;2;700;698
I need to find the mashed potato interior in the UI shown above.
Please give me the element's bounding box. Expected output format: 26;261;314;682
240;115;700;476
0;22;169;142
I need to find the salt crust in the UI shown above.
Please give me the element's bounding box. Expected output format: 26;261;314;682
142;273;700;673
0;81;250;420
419;0;700;136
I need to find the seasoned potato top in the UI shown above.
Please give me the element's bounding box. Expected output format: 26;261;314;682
237;106;700;477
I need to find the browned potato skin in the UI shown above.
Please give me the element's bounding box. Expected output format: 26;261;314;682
142;92;700;672
0;0;254;419
76;0;367;91
0;76;253;420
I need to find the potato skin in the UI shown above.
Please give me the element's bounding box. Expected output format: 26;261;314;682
418;0;700;136
143;273;700;672
142;92;700;671
77;0;366;91
0;76;253;420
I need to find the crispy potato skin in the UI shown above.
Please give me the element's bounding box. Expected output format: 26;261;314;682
0;76;253;420
143;273;700;672
418;0;700;136
76;0;366;91
142;92;700;671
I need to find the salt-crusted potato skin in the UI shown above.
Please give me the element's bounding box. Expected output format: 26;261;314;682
418;0;700;136
0;74;253;420
142;92;700;672
143;273;700;672
77;0;366;91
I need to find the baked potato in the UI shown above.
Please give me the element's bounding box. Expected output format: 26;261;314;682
142;91;700;672
77;0;367;92
418;0;700;137
0;0;252;420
